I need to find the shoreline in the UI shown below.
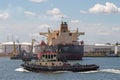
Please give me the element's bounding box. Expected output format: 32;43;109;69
0;53;120;58
83;53;120;57
0;53;11;57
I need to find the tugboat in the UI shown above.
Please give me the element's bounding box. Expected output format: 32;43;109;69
10;41;21;60
10;40;36;61
37;21;85;60
21;51;99;72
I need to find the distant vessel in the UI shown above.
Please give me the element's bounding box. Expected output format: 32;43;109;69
38;22;85;60
10;41;34;61
21;52;99;72
10;41;22;59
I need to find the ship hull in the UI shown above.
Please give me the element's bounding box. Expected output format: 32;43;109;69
21;63;99;72
33;44;84;61
56;45;84;60
38;45;84;60
58;53;83;60
37;45;84;60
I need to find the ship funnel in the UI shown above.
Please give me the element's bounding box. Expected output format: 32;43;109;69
64;22;67;24
60;22;68;32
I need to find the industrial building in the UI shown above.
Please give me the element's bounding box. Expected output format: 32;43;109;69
0;42;120;55
84;44;120;55
0;42;31;54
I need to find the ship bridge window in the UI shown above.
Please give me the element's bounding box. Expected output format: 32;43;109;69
51;55;53;58
69;33;72;36
56;33;59;36
52;63;54;66
59;63;61;65
52;38;55;39
40;63;41;65
48;55;50;59
45;55;48;58
45;63;47;65
54;54;56;57
72;41;77;42
42;55;45;57
63;30;66;32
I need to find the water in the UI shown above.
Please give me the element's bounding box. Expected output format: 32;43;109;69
0;57;120;80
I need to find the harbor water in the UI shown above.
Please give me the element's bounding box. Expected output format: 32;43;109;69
0;57;120;80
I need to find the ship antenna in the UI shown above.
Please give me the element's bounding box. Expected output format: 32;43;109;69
61;16;64;23
48;27;50;33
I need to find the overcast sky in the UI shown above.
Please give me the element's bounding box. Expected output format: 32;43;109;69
0;0;120;44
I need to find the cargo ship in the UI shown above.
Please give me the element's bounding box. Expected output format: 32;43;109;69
38;22;85;60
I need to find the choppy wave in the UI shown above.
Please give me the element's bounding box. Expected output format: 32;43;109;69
15;68;29;72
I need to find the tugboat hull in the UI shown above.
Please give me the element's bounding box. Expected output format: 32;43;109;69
21;63;99;72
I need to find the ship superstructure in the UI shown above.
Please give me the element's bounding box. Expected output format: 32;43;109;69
39;22;85;60
40;22;84;46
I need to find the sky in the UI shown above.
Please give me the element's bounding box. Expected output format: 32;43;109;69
0;0;120;44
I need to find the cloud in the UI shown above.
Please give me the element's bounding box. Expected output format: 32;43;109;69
89;2;120;14
47;8;65;18
38;24;50;29
0;12;9;20
47;8;61;14
29;33;40;38
24;11;36;16
29;0;47;3
80;10;87;14
97;31;110;36
112;27;120;31
76;23;110;36
71;20;80;23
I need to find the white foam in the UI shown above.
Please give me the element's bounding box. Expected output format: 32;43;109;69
80;69;120;74
80;70;99;73
100;69;120;74
15;68;29;72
